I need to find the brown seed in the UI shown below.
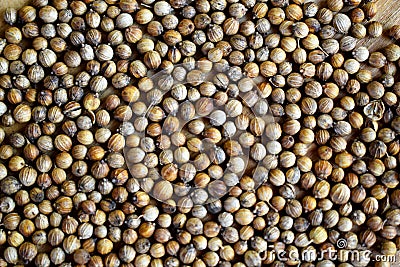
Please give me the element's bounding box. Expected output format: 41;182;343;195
235;209;254;225
153;180;173;201
327;0;343;12
350;8;365;23
330;183;351;204
286;4;303;21
368;21;383;38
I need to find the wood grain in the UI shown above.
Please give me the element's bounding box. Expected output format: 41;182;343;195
355;0;400;51
311;0;400;50
0;0;30;33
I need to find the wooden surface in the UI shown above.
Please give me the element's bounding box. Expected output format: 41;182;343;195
0;0;29;31
353;0;400;52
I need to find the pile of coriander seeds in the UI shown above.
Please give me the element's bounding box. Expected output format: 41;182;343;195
0;0;399;266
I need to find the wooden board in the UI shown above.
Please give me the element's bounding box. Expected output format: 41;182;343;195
352;0;400;52
0;0;30;31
